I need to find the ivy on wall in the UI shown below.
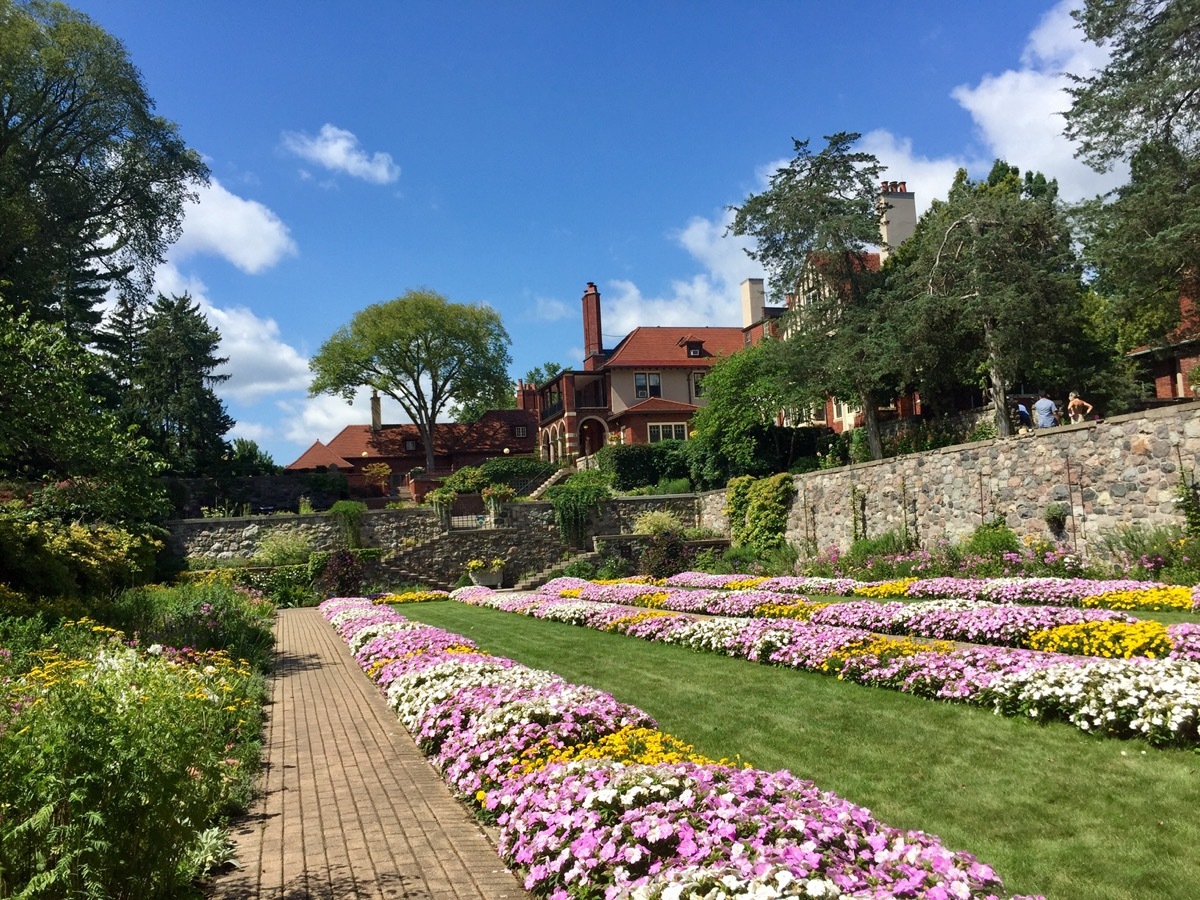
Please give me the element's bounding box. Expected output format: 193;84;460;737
725;473;795;555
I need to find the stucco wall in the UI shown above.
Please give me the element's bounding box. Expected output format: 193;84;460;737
698;402;1200;559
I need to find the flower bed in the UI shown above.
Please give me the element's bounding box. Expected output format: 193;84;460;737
456;590;1200;748
538;579;1200;663
320;597;1041;899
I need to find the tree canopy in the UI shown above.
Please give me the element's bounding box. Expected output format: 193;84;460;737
309;289;512;471
0;0;208;338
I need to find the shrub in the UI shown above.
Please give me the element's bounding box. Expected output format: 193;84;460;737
561;557;598;579
478;457;555;491
846;529;917;568
312;549;368;598
252;530;313;567
741;473;795;555
545;470;612;547
637;532;693;579
441;466;489;493
632;510;685;535
963;517;1021;557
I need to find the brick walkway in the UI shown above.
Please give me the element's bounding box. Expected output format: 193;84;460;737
206;607;528;900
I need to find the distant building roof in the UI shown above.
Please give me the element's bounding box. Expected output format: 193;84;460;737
603;326;744;368
285;440;354;470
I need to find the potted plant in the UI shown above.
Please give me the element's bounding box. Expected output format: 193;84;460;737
465;557;505;586
481;483;516;516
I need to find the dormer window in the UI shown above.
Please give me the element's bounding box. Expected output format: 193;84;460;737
404;439;417;451
685;340;703;358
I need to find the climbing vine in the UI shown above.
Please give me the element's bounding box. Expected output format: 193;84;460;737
724;476;756;546
545;470;612;548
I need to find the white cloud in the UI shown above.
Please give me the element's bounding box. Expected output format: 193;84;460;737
858;131;969;213
281;124;401;184
172;178;297;274
278;390;379;449
951;0;1126;200
531;294;571;321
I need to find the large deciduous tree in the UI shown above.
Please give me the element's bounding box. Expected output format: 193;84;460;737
309;289;513;472
0;0;208;338
888;163;1084;436
728;132;896;458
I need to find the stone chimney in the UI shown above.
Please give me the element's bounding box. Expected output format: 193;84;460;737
582;282;603;371
370;390;381;431
879;180;917;263
740;278;766;329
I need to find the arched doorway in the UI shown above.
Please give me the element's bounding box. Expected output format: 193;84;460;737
577;417;609;458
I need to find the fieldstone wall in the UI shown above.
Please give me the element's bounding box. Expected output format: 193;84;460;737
698;402;1200;560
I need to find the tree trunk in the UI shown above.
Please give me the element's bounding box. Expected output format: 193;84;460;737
859;391;885;460
982;318;1013;437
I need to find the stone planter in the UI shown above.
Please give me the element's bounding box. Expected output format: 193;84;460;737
469;571;503;587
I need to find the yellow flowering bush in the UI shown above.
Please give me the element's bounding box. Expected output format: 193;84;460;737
1081;586;1193;611
1028;621;1172;659
751;601;827;620
857;578;918;598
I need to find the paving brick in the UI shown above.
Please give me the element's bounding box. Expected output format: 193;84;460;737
206;608;528;899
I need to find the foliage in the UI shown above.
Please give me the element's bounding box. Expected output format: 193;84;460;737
327;499;368;549
0;0;208;335
561;557;598;580
723;476;756;547
739;473;796;556
313;548;368;597
0;619;263;898
636;532;693;579
478;455;555;490
596;441;690;491
1177;469;1200;537
0;513;161;603
0;306;170;521
308;289;513;472
545;470;612;547
110;580;276;673
465;557;505;574
361;462;393;495
441;465;489;494
631;510;685;535
224;438;280;476
963;518;1022;557
729;132;903;460
481;483;516;509
523;361;564;386
886;162;1091;437
424;486;458;513
252;531;314;567
846;529;917;568
1044;502;1070;532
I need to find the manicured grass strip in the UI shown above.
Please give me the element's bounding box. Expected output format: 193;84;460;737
401;600;1200;900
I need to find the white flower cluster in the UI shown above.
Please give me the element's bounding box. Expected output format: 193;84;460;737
346;620;421;655
662;618;747;654
988;658;1200;742
384;659;558;730
629;866;841;899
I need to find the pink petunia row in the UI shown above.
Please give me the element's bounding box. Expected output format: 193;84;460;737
319;596;1042;900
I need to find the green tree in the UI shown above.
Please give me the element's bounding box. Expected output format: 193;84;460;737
309;289;512;472
1065;1;1200;350
524;361;564;386
888;163;1084;436
728;132;896;458
129;293;234;476
0;300;168;521
225;438;280;477
0;0;208;338
1064;0;1200;169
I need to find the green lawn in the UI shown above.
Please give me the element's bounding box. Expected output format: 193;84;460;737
400;601;1200;900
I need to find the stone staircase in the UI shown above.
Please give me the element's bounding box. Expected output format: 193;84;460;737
511;549;601;591
529;466;576;500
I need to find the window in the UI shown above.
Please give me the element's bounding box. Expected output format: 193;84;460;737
404;439;417;451
634;372;661;399
810;404;826;423
693;372;705;398
514;425;527;438
648;422;688;442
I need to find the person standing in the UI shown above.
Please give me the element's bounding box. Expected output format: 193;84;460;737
1067;391;1094;423
1032;390;1059;428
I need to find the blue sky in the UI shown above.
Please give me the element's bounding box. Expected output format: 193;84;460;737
71;0;1125;466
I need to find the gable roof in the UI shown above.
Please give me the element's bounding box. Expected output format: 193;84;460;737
613;397;700;418
603;326;744;368
286;440;354;470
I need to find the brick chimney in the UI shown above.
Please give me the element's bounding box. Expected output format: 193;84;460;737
582;282;603;371
370;390;381;431
515;379;539;412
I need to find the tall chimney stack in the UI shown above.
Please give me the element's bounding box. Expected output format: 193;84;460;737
582;282;603;371
878;180;917;263
370;390;382;431
740;278;766;329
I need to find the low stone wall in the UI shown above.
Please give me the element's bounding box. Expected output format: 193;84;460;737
697;402;1200;560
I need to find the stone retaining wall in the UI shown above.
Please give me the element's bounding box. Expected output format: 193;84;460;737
697;402;1200;559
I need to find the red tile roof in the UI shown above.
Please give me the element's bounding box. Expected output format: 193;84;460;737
603;326;743;368
285;440;354;470
613;398;699;417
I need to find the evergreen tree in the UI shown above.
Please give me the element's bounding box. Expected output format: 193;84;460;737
131;293;234;476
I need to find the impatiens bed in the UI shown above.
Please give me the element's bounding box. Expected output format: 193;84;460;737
539;578;1200;663
321;596;1043;899
453;587;1200;748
